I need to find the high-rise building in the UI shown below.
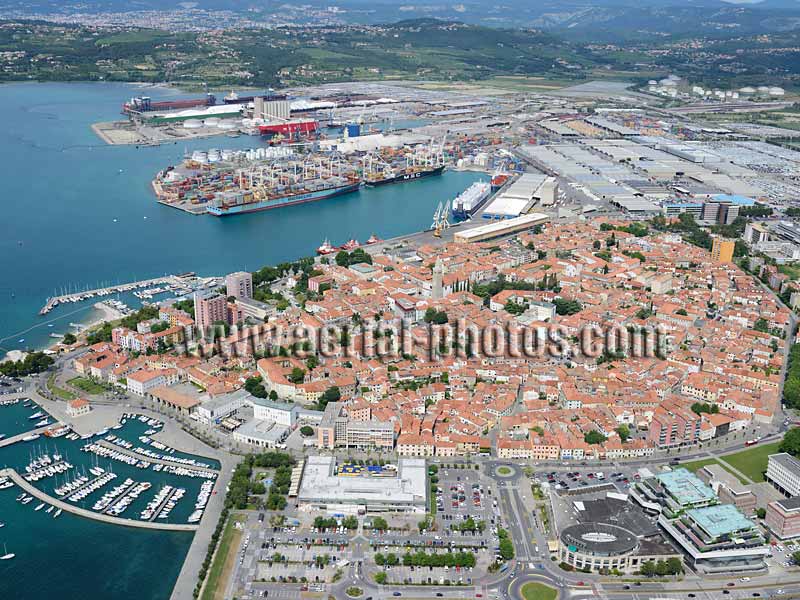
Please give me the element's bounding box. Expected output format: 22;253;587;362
194;291;227;338
711;237;735;263
226;271;253;300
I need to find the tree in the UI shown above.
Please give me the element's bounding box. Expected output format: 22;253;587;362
244;375;268;398
423;308;448;324
62;332;77;345
756;507;766;519
300;425;314;437
616;424;630;443
288;367;305;384
665;557;683;575
342;515;358;530
150;321;169;333
269;390;278;401
640;561;656;577
498;529;514;560
584;430;607;445
779;427;800;457
371;517;389;531
374;572;387;585
316;386;341;411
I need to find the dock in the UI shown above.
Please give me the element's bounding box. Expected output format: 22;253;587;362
1;468;198;532
0;425;56;449
96;440;218;476
149;486;181;522
39;274;202;315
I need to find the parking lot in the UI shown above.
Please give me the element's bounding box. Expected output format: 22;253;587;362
535;466;642;495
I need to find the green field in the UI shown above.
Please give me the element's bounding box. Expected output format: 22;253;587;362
67;376;106;395
497;466;513;476
202;514;246;600
521;582;558;600
47;374;76;400
720;442;782;483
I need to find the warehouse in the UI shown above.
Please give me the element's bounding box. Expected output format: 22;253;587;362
454;213;549;243
482;173;556;218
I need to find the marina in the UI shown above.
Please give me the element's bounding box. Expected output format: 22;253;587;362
38;273;217;315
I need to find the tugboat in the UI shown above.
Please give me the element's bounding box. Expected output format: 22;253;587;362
340;239;361;251
316;239;337;255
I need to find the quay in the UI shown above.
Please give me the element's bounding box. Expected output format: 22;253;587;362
0;468;198;532
96;439;219;476
39;274;202;315
0;424;56;449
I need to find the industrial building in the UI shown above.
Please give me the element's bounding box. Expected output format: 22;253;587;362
297;456;427;513
454;213;549;243
482;173;557;218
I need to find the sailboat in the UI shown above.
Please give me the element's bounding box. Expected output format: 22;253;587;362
0;543;14;560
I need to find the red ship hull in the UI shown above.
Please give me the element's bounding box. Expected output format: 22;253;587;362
259;120;318;136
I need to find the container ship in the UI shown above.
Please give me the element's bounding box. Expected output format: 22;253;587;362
364;164;445;187
451;181;492;219
122;94;216;115
206;178;360;216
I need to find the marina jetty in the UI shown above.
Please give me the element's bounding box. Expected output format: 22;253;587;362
39;274;201;315
0;468;199;531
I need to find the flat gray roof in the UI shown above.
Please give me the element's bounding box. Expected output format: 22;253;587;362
298;456;427;507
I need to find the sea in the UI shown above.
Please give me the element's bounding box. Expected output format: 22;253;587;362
0;81;484;358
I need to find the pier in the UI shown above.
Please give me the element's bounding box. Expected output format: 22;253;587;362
1;468;198;531
38;274;200;315
149;486;181;522
0;425;56;449
96;440;219;476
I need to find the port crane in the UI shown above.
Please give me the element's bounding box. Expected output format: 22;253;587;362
431;201;450;238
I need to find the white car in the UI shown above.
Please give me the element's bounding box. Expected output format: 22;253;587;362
740;577;751;582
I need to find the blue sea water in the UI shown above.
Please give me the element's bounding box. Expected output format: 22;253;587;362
0;404;207;599
0;82;482;357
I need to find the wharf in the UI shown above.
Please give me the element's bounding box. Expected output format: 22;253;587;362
1;468;198;531
96;439;219;476
61;472;114;499
0;425;56;449
102;479;139;515
149;486;181;522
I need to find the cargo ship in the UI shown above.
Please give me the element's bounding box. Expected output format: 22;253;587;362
451;181;492;219
223;90;287;105
122;94;216;115
364;164;445;187
491;172;510;190
207;179;360;216
259;119;318;137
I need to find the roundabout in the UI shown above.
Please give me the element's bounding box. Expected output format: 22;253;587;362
520;582;558;600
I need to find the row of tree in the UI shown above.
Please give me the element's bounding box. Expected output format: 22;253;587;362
375;551;476;568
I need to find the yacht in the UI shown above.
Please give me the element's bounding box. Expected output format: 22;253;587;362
34;503;45;511
53;508;62;519
0;544;14;560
